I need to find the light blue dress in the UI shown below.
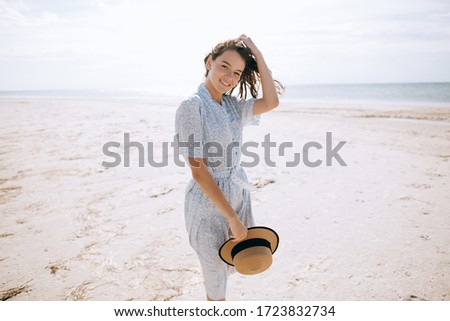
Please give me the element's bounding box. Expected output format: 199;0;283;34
175;83;260;300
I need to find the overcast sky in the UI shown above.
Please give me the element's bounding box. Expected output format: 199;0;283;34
1;0;449;93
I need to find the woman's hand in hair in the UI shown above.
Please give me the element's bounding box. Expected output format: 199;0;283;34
238;34;261;56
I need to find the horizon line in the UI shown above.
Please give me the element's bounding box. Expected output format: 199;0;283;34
1;81;450;93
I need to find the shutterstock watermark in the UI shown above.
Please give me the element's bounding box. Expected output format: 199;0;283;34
101;132;347;168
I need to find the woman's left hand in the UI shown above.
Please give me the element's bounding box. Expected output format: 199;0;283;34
238;34;260;56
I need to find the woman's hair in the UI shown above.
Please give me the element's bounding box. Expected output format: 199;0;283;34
204;39;284;99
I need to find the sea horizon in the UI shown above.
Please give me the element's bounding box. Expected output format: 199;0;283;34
1;82;450;107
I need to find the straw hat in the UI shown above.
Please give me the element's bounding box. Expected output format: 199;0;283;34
219;226;279;275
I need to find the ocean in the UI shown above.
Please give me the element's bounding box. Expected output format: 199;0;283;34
282;82;450;106
1;82;450;106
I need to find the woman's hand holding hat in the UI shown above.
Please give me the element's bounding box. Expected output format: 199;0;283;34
228;216;248;242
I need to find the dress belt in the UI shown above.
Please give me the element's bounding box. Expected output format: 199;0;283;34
211;166;256;192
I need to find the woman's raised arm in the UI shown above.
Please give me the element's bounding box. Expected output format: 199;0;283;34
239;34;280;115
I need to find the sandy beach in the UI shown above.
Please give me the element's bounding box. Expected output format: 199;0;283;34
1;96;449;301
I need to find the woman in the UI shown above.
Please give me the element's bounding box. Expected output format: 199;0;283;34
175;34;282;300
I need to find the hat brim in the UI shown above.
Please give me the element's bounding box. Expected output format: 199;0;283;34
219;226;279;266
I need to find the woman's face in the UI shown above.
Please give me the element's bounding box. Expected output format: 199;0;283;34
205;50;245;96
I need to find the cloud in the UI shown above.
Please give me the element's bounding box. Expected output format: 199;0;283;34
1;0;449;89
271;1;450;59
431;11;450;19
0;0;66;26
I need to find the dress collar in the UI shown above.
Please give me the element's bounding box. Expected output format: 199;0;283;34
198;83;223;107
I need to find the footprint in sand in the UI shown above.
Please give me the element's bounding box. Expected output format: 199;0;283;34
0;186;22;204
46;261;70;278
0;283;32;301
399;196;430;205
152;207;175;215
0;232;15;238
405;294;427;301
251;177;276;189
409;183;431;189
425;171;444;178
64;281;94;300
148;187;174;198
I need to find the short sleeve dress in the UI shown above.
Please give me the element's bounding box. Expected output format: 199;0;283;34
175;83;260;300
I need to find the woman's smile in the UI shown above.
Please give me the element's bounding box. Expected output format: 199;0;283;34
219;79;231;88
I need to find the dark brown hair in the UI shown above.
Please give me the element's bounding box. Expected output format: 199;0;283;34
204;39;284;99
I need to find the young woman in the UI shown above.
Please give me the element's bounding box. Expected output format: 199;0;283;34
175;34;282;300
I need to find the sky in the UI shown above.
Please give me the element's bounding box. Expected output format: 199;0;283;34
1;0;450;93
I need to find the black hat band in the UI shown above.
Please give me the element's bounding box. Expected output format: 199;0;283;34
231;238;271;259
